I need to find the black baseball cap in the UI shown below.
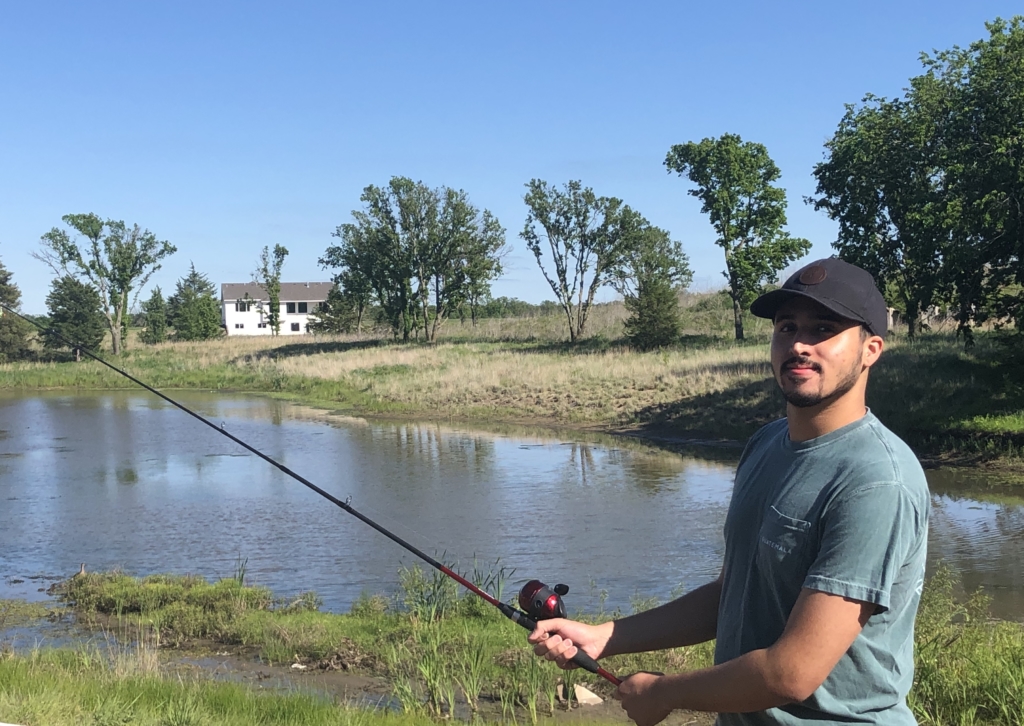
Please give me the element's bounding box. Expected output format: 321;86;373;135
750;257;888;339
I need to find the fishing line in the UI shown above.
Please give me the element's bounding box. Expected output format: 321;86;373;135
0;303;620;685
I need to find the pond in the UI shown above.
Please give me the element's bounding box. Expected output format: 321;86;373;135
1;392;1022;620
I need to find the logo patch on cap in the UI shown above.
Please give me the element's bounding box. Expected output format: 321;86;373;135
798;265;828;285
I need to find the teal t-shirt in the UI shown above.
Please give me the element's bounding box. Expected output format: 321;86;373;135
715;412;930;725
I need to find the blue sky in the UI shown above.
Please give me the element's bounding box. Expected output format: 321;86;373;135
1;1;1019;314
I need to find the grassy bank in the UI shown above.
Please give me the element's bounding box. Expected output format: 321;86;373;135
3;566;1023;725
1;302;1022;467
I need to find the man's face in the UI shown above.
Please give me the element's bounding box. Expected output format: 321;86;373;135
770;297;879;409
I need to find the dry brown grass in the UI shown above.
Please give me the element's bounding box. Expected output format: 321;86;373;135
244;340;771;424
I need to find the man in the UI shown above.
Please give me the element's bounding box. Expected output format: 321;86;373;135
529;258;930;726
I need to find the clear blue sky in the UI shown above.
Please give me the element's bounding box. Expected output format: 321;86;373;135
1;1;1019;314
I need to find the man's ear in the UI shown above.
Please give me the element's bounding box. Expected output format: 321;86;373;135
862;335;884;368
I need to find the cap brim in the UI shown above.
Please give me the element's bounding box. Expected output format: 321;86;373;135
749;289;871;329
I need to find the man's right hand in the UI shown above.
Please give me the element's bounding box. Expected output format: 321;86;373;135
527;618;614;670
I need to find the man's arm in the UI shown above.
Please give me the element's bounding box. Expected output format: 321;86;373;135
615;589;874;726
529;570;723;662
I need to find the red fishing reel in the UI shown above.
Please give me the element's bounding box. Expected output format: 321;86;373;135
518;579;570;620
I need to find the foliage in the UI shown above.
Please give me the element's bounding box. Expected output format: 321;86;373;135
42;276;106;360
322;177;506;342
811;87;952;339
520;179;644;343
35;213;176;354
306;283;359;334
814;17;1024;344
0;255;31;363
140;286;168;345
665;134;810;340
254;244;288;336
607;219;691;351
169;265;222;341
624;276;683;351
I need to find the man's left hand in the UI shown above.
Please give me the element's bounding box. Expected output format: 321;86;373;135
613;672;673;726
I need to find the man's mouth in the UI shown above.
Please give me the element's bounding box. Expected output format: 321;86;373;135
782;359;820;375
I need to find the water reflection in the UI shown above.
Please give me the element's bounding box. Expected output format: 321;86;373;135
0;391;1022;621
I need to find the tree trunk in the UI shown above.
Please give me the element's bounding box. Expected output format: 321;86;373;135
732;295;745;341
75;347;81;363
906;300;920;339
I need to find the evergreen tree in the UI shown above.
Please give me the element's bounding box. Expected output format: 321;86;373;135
307;285;358;334
43;276;106;361
0;256;30;363
169;265;222;341
167;263;216;322
624;276;682;351
140;286;168;344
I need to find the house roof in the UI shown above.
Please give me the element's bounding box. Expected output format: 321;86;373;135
221;282;335;302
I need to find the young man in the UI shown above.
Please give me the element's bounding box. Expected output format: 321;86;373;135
529;258;930;726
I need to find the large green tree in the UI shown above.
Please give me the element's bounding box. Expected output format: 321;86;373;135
36;214;176;354
811;87;953;338
169;265;222;341
665;134;810;340
927;17;1024;334
520;180;637;343
321;177;506;341
0;256;30;363
254;245;288;336
43;276;106;361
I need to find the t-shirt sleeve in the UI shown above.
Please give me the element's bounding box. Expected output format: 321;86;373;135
803;483;923;612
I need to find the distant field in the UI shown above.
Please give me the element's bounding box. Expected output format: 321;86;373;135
2;294;1021;468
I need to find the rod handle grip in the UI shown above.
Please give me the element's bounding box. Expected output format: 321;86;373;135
509;608;619;683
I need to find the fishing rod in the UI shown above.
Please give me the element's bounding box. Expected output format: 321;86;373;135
1;303;621;686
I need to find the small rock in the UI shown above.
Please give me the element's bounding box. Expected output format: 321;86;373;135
573;685;603;706
290;663;308;670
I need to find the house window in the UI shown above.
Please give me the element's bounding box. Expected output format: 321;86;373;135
290;323;300;332
257;323;267;329
235;301;253;312
297;302;308;314
286;302;296;314
234;323;244;329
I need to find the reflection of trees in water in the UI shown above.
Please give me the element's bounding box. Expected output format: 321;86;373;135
564;443;688;493
375;423;496;476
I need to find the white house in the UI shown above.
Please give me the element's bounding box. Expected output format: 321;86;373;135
221;282;334;336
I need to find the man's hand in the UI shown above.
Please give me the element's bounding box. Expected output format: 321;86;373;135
613;672;672;726
527;618;613;668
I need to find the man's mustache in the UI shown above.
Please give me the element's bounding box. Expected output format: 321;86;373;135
781;356;822;373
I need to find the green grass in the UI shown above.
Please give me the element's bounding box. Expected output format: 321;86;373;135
25;564;1024;726
0;646;437;726
0;562;1021;725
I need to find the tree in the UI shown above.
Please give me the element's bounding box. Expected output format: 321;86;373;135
624;276;683;351
665;135;810;340
321;177;506;341
167;263;216;323
520;180;636;342
169;266;222;341
254;245;288;336
140;286;168;344
811;88;953;338
36;214;176;354
307;284;359;334
43;276;105;361
608;215;692;350
0;256;30;363
926;17;1024;336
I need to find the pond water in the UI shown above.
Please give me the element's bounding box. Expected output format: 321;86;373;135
1;392;1022;620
